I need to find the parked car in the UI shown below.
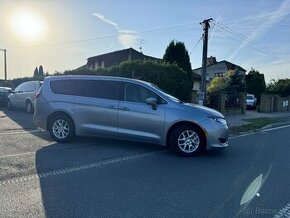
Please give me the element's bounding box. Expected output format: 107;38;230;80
33;75;229;156
8;80;42;113
0;87;12;107
246;94;257;109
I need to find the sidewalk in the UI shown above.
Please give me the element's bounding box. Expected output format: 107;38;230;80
226;110;290;127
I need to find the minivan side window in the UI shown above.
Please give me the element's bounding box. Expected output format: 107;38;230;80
125;83;162;104
84;80;121;100
50;79;121;100
50;80;77;95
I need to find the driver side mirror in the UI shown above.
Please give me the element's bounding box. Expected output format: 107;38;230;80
146;97;157;110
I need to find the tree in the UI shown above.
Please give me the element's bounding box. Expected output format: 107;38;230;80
207;77;226;94
266;79;290;97
39;65;44;77
33;67;39;77
224;70;246;106
245;68;266;104
163;40;192;81
64;60;192;101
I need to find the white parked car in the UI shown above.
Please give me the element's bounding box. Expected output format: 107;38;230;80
8;81;42;113
246;94;257;109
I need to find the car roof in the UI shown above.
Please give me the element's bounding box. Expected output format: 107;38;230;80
44;75;151;86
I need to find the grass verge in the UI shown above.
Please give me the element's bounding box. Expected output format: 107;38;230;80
230;117;289;135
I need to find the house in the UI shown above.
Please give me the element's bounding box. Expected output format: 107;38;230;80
192;56;246;81
192;72;201;91
86;48;160;70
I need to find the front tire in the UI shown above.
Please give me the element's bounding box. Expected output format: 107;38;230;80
26;101;33;113
48;114;75;143
169;125;205;156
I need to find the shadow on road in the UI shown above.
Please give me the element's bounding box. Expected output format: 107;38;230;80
1;108;35;130
0;108;52;141
34;135;233;217
35;137;171;217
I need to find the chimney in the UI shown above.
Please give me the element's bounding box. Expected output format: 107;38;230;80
207;56;217;66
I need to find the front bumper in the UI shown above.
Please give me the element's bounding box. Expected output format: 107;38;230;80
205;122;229;150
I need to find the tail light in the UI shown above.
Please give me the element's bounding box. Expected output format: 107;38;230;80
34;90;41;100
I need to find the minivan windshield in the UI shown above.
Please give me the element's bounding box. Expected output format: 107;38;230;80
150;83;183;103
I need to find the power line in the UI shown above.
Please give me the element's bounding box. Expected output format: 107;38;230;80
6;23;200;49
189;36;202;55
214;22;288;60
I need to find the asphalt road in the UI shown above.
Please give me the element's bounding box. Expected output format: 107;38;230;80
0;108;290;218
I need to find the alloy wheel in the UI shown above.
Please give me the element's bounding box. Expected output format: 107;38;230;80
52;119;70;140
177;130;200;153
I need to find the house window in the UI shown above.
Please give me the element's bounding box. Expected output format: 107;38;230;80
214;72;224;77
101;61;105;68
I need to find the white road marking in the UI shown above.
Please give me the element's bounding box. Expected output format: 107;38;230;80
0;151;36;159
229;132;256;139
229;124;290;139
0;129;41;135
0;150;166;186
262;125;290;132
273;202;290;218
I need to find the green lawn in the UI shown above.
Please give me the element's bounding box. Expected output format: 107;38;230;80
230;117;289;134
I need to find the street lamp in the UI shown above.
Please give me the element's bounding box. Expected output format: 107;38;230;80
0;49;7;81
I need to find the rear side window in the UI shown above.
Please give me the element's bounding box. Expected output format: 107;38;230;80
50;80;77;95
84;80;121;100
50;79;122;100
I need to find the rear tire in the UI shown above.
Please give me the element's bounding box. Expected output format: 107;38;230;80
169;125;205;157
48;114;75;143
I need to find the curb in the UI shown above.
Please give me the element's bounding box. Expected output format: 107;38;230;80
261;121;290;130
229;121;290;137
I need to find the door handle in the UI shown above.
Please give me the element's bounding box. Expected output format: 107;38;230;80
119;106;130;111
107;105;117;109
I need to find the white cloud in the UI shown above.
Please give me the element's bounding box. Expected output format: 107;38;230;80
117;29;138;47
92;13;119;30
92;12;138;48
228;0;290;60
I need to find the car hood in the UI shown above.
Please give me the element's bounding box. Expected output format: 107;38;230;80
184;103;224;118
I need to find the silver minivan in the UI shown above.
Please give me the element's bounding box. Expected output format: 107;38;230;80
33;75;229;156
8;80;42;113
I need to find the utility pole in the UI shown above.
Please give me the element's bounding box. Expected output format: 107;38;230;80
0;49;7;80
199;18;212;106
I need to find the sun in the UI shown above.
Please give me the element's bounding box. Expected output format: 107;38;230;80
9;9;47;42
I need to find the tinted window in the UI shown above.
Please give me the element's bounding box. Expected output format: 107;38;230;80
50;79;121;100
83;80;121;100
50;80;78;95
125;83;159;103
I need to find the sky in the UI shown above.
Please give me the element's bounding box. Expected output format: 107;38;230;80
0;0;290;83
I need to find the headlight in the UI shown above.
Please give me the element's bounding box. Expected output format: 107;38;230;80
208;116;227;125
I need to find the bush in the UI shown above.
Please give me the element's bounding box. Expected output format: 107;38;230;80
266;79;290;97
64;60;192;101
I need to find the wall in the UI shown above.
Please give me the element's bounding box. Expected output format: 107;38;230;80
207;92;246;115
260;94;290;112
